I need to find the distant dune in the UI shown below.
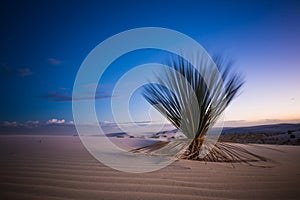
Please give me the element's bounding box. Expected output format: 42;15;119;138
222;123;300;134
220;123;300;145
1;123;300;146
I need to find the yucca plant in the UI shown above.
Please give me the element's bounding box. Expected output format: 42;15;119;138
133;53;267;164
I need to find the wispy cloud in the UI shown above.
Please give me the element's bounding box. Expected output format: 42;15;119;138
2;121;18;127
1;120;40;128
0;65;33;77
47;58;61;65
1;119;74;128
0;120;76;135
40;91;112;102
17;68;33;77
40;92;72;102
25;120;40;127
58;87;69;90
84;83;112;90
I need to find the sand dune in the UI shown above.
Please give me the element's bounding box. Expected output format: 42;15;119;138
0;135;299;199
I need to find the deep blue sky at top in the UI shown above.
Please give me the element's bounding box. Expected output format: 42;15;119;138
0;0;299;125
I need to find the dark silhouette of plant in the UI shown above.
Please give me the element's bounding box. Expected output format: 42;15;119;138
290;134;296;139
132;53;268;164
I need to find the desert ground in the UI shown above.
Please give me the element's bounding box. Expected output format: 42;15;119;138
0;135;299;200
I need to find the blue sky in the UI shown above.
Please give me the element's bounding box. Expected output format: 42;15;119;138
0;0;300;127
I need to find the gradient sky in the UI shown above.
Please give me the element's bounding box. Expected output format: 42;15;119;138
1;0;300;127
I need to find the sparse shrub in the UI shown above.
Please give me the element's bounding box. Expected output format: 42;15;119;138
142;55;244;160
290;134;296;139
132;53;267;164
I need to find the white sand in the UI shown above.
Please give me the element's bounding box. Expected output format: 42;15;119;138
0;135;299;199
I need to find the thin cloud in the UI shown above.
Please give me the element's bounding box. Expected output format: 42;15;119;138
2;121;18;127
1;120;39;128
25;120;40;125
40;92;72;102
58;87;69;90
84;83;112;90
24;120;40;128
0;119;76;131
0;65;33;77
40;91;112;102
17;68;33;77
48;58;61;65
